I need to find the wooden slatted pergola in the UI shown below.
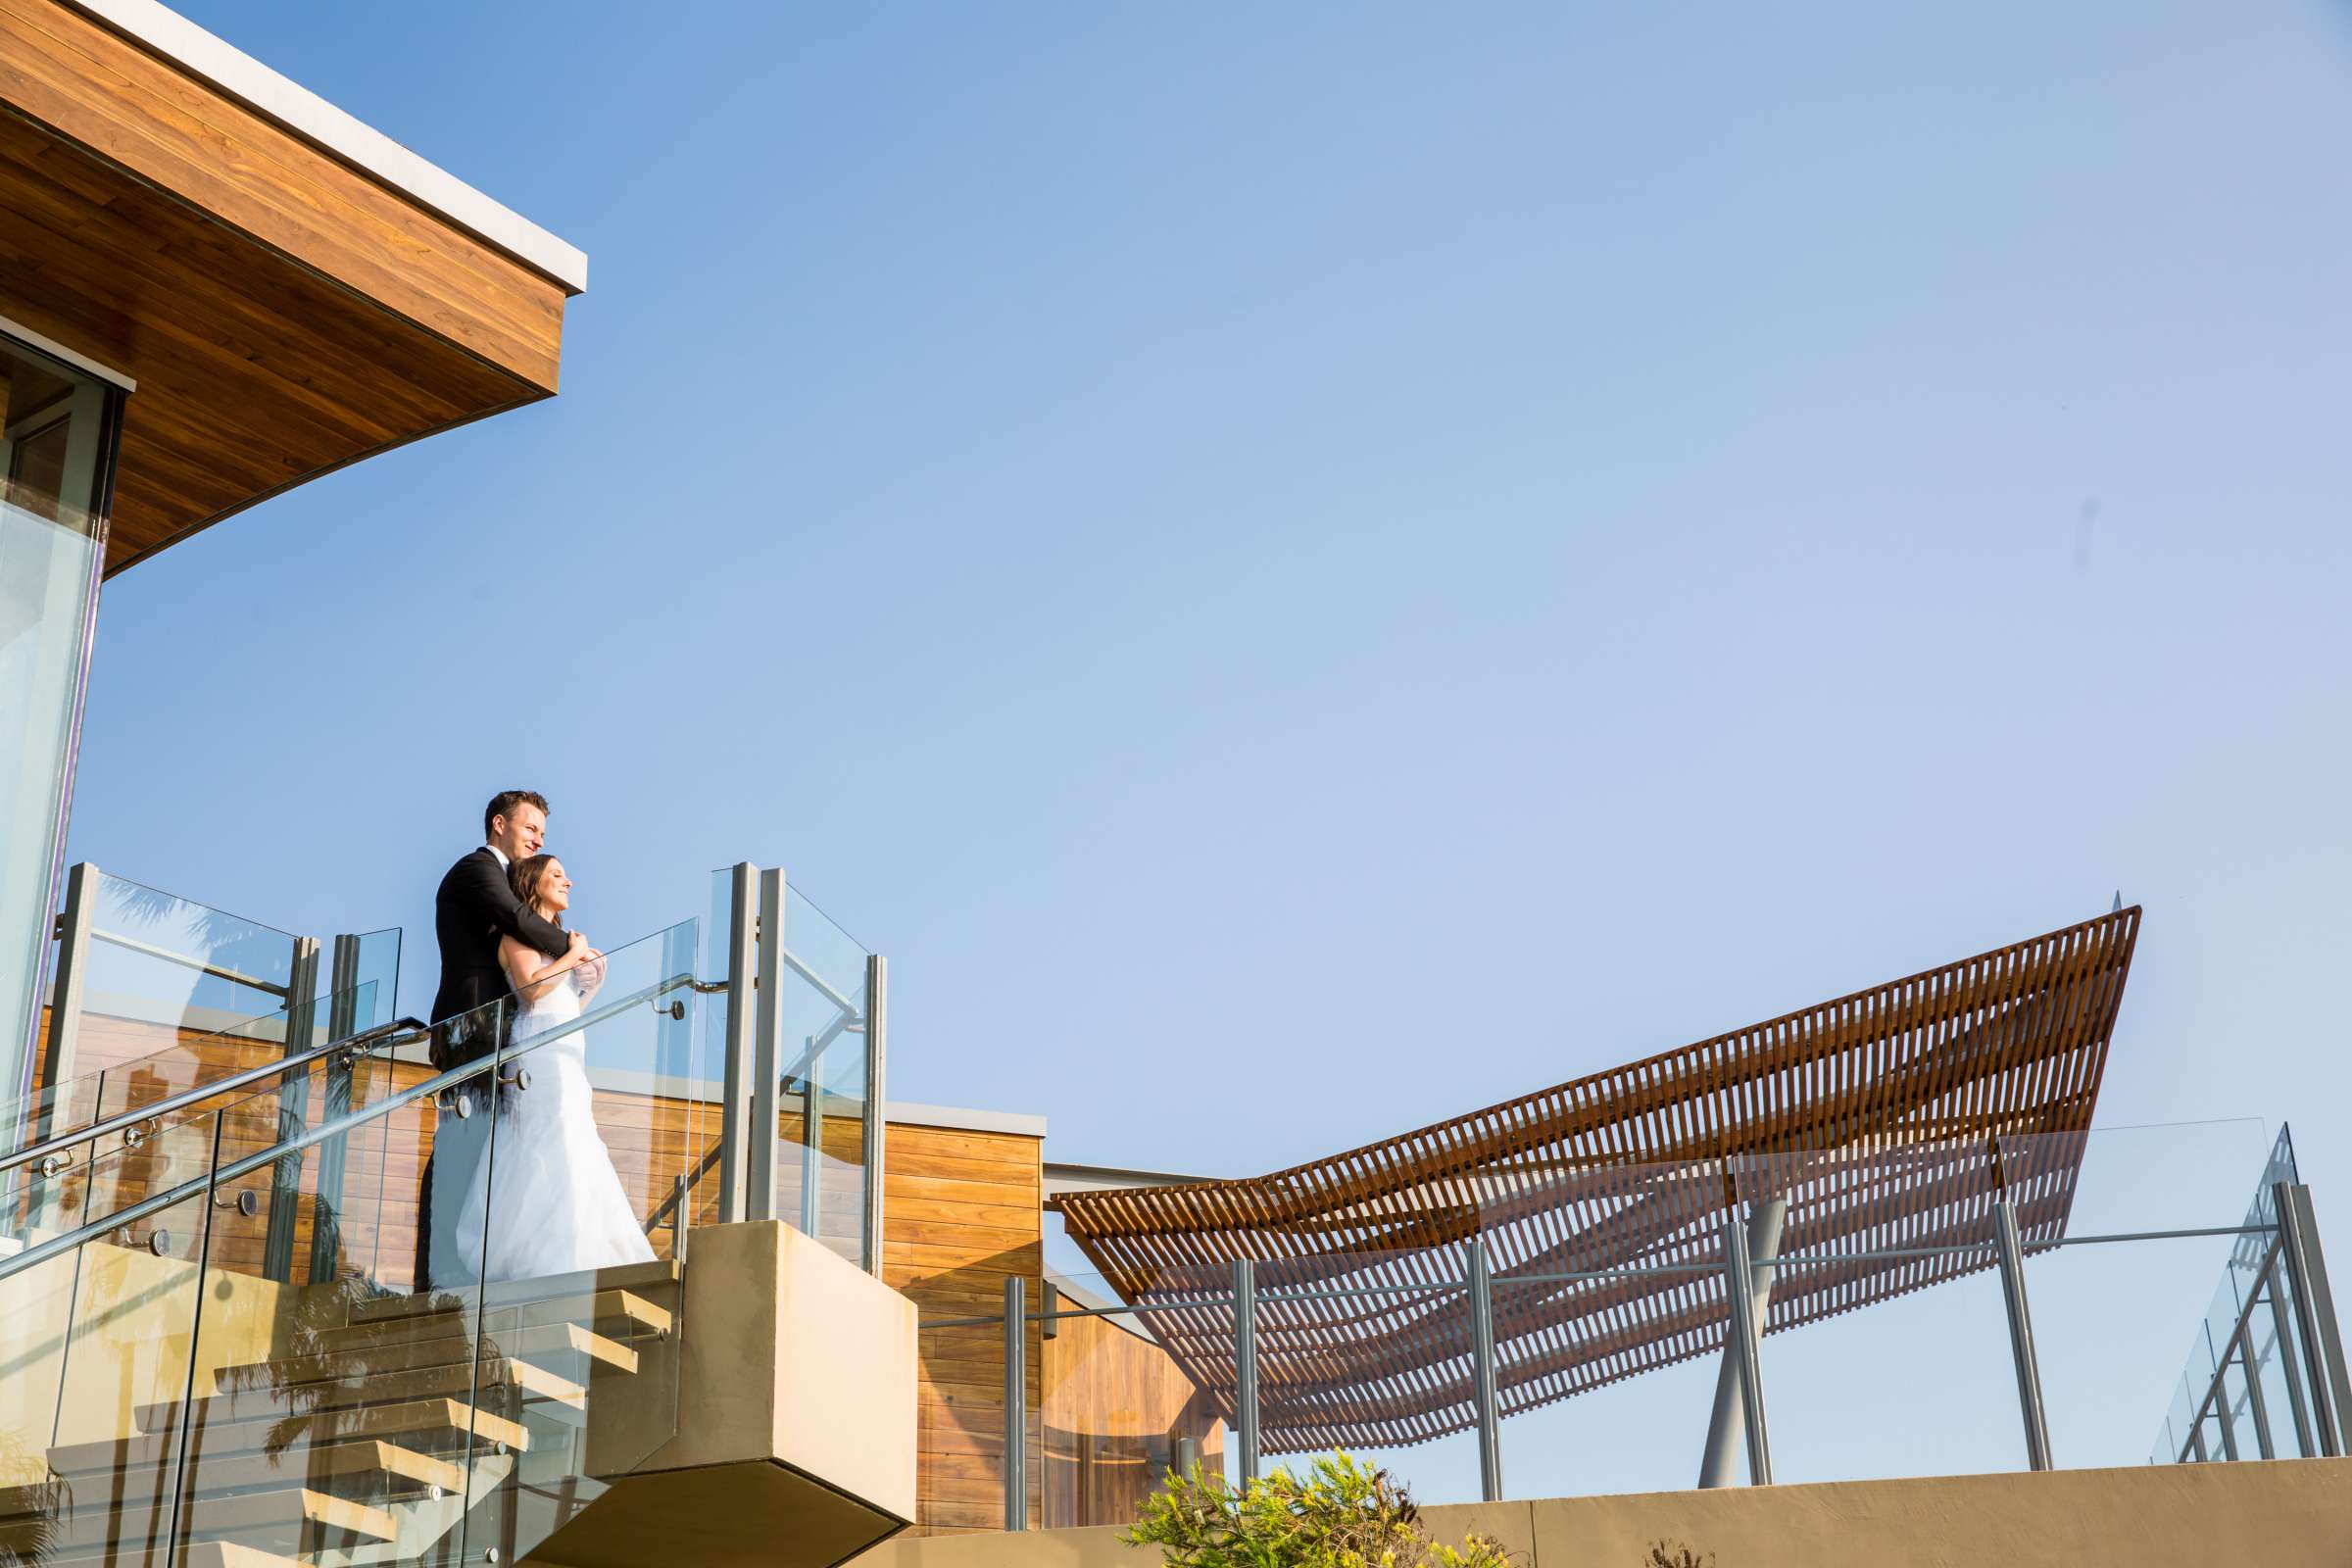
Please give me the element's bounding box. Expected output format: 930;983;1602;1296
1051;908;2142;1453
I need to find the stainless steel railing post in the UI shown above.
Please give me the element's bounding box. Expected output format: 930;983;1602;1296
749;868;788;1224
30;861;97;1148
716;863;759;1224
259;935;319;1282
861;955;888;1276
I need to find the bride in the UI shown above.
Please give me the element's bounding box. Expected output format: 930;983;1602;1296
451;854;656;1284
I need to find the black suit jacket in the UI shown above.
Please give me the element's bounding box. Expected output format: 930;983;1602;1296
428;847;572;1066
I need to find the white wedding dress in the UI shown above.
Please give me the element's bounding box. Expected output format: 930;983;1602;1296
450;960;657;1285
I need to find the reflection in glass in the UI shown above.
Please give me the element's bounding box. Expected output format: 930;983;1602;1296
0;332;121;1107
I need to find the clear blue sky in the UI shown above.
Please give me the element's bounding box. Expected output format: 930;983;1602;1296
66;0;2352;1494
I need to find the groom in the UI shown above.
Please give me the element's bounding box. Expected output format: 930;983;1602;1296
414;789;591;1291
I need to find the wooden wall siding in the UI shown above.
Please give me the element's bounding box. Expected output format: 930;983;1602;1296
886;1121;1043;1536
1054;908;2144;1454
1042;1310;1224;1530
0;0;575;572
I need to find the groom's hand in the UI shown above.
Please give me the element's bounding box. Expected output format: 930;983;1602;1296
565;930;589;957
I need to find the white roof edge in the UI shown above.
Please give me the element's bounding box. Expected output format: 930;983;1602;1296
888;1101;1048;1140
70;0;588;293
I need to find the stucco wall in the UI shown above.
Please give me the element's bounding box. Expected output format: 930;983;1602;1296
852;1458;2352;1567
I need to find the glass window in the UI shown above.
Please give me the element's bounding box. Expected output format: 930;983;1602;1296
0;332;121;1102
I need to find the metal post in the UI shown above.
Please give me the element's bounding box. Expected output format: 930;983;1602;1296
1235;1258;1260;1487
2188;1421;2209;1462
1466;1237;1503;1501
1722;1215;1773;1486
31;862;97;1146
2275;1181;2348;1456
260;936;319;1283
2209;1333;2241;1462
799;1035;822;1238
306;933;362;1283
1699;1197;1785;1488
716;864;759;1224
2265;1255;2317;1455
862;955;888;1276
1004;1274;1028;1531
2236;1320;2276;1460
1991;1199;2054;1471
749;868;788;1224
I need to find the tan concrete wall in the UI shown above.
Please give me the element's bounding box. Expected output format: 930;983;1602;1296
644;1220;918;1520
851;1458;2352;1567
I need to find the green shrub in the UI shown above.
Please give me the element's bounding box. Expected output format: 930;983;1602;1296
1123;1451;1515;1567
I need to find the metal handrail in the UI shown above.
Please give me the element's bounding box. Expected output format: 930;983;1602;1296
86;927;292;999
0;971;696;1286
1;1013;428;1178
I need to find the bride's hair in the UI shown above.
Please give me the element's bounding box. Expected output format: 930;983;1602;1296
509;854;564;925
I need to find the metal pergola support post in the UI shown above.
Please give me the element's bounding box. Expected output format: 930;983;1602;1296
2265;1255;2317;1455
1700;1197;1785;1488
2237;1319;2276;1459
1004;1273;1027;1531
748;867;788;1224
715;863;759;1224
1721;1213;1774;1486
259;935;319;1283
861;955;888;1276
2275;1180;2350;1457
1991;1198;2053;1471
1466;1236;1503;1502
1235;1257;1261;1487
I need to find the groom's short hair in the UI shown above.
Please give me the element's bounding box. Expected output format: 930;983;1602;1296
484;789;550;838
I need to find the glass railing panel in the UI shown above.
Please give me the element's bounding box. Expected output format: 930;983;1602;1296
53;872;303;1079
0;1112;220;1566
172;999;498;1568
778;885;871;1267
1039;1271;1226;1529
7;963;397;1165
459;923;701;1564
0;982;384;1253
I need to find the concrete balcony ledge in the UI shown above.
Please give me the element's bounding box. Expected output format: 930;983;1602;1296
853;1457;2352;1567
534;1221;917;1568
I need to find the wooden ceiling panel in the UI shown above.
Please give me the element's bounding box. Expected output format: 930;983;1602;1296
0;0;578;574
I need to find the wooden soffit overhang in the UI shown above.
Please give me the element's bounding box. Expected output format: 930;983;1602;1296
0;0;584;574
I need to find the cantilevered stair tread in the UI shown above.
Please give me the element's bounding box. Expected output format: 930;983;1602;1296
0;1486;395;1554
149;1355;586;1430
257;1318;640;1378
29;1540;304;1568
345;1260;679;1323
47;1398;528;1478
1;1439;462;1517
345;1286;672;1340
